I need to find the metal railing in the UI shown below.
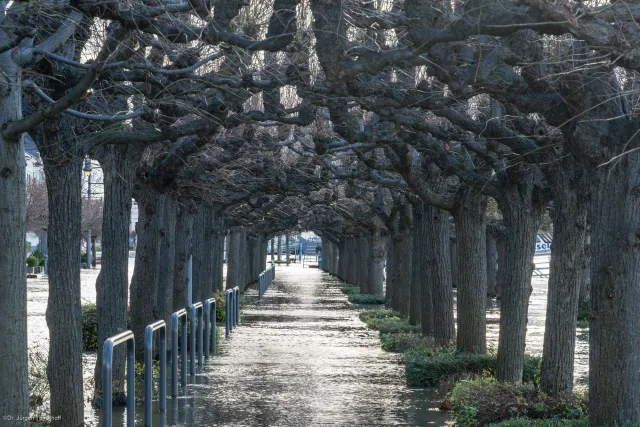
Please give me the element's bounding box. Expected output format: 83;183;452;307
189;302;204;375
233;286;240;326
204;298;217;360
171;309;188;397
225;289;233;337
144;320;167;427
102;330;135;427
259;264;276;298
102;282;257;423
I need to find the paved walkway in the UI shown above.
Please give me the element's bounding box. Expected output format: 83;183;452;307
110;263;450;426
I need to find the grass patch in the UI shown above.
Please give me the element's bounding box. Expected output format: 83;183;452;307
450;378;587;426
405;346;541;388
348;294;386;304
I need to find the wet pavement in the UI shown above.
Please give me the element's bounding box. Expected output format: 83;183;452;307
103;263;452;426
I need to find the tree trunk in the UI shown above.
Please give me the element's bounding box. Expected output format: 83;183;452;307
357;235;370;293
130;189;162;361
286;233;290;265
385;236;395;307
578;231;591;307
0;54;29;423
588;149;640;425
155;195;177;349
192;205;216;302
321;238;330;272
227;227;242;289
496;180;546;383
391;232;412;317
346;238;358;286
277;235;282;261
424;205;455;346
93;145;135;399
495;229;505;301
337;241;346;280
42;151;83;426
450;236;458;288
173;204;194;312
410;203;425;325
454;189;488;354
541;164;588;395
414;206;434;336
368;226;385;296
212;216;225;292
486;226;498;297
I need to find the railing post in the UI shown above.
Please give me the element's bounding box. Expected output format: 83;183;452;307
144;320;167;427
171;309;188;397
102;331;135;427
234;286;240;325
204;298;217;359
225;289;232;337
189;303;204;375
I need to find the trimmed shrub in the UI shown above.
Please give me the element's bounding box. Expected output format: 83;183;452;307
31;250;45;266
348;294;386;304
488;418;589;427
381;332;431;353
450;378;587;426
405;346;541;387
359;309;397;323
340;285;361;295
82;303;98;351
26;255;39;267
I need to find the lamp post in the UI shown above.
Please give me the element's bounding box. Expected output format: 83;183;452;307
83;157;92;269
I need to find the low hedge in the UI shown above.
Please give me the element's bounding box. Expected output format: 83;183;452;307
405;346;541;388
82;304;98;351
450;378;587;426
488;418;589;427
347;294;386;304
340;285;361;295
381;332;430;353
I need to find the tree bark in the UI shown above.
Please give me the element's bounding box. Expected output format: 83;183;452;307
541;163;588;395
368;226;386;296
356;234;370;294
450;236;458;288
42;148;83;426
0;55;29;423
130;189;162;361
337;241;346;280
588;149;640;425
424;204;455;346
410;203;425;325
155;195;177;349
496;179;546;383
453;188;488;354
192;205;216;302
486;226;498;298
321;238;331;272
414;205;434;336
93;145;136;399
173;204;194;312
227;226;242;289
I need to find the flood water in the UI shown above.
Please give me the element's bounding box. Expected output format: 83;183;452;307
25;255;589;425
104;262;451;426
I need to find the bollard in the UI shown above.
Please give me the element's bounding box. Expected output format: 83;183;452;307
225;289;232;337
102;330;135;427
233;286;240;326
144;320;167;427
189;302;204;375
204;298;217;359
171;309;188;397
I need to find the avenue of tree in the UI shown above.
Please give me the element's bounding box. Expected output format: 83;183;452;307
1;0;639;425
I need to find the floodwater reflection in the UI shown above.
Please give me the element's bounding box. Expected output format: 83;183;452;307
104;263;451;426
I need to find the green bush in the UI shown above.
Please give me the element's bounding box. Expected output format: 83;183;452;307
359;309;397;323
31;250;45;266
371;318;420;334
82;304;98;351
26;255;39;267
340;285;361;295
381;332;430;353
213;289;226;324
405;346;541;387
348;294;386;304
450;378;587;426
488;418;589;427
